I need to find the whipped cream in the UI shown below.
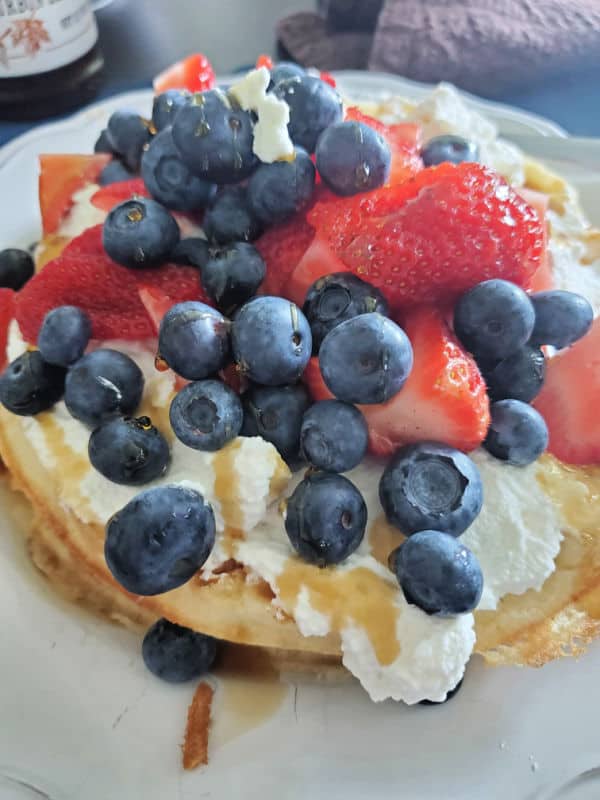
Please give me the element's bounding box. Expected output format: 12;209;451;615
462;450;565;610
229;67;294;163
237;460;475;703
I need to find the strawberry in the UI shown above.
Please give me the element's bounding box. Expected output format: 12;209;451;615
90;178;149;212
344;107;422;185
303;307;490;455
534;318;600;465
320;71;337;88
16;225;204;344
303;355;334;402
255;54;274;70
0;289;16;371
286;235;350;307
39;153;111;235
255;214;316;297
137;284;174;335
308;162;545;312
153;53;216;94
516;186;552;292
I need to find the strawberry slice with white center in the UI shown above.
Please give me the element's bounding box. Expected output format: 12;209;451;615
534;318;600;465
39;153;111;235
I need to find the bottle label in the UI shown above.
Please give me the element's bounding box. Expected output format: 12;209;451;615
0;0;98;78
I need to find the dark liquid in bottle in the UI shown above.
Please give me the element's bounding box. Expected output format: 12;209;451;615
0;0;104;121
0;40;103;120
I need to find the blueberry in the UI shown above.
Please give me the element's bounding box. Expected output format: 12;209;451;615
530;290;593;349
274;75;343;153
158;301;231;380
152;89;191;131
141;128;217;212
454;279;535;361
142;618;218;683
89;415;170;484
379;442;483;537
65;348;144;427
106;109;153;172
319;313;413;404
0;351;65;416
232;296;312;386
0;248;34;290
482;344;545;403
203;186;262;244
285;471;367;566
171;237;210;269
94;129;113;154
483;399;548;466
389;531;483;616
201;242;266;315
316;121;391;196
241;383;310;460
98;159;135;186
300;400;367;473
247;147;315;225
105;485;215;595
37;305;91;367
172;89;257;183
303;272;389;352
270;61;306;86
419;679;464;706
102;197;180;268
170;379;243;451
421;135;479;167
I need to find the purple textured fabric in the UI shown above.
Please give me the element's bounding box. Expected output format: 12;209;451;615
369;0;600;94
276;12;372;71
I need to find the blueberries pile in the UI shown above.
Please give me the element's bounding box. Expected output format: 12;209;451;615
454;278;593;466
0;63;595;691
97;62;392;270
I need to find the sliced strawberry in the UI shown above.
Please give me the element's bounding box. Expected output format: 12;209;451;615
39;153;111;235
0;289;16;371
137;284;175;335
345;107;422;185
286;236;350;307
534;318;600;465
303;356;334;402
256;54;274;70
517;187;549;221
304;307;490;455
16;225;204;344
90;178;149;212
153;53;215;94
308;162;545;312
320;71;337;88
255;215;316;297
516;187;552;292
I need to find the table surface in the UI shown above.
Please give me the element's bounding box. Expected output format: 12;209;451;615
2;0;599;145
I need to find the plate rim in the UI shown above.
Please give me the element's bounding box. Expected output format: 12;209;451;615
0;69;568;172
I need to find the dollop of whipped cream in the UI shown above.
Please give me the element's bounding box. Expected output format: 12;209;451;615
407;84;525;186
229;66;294;163
237;461;475;703
462;450;565;610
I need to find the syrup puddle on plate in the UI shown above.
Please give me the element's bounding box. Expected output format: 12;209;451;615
211;644;288;748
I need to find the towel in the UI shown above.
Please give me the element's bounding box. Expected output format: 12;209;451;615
277;0;600;95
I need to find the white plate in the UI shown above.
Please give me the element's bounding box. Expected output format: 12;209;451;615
1;73;599;800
